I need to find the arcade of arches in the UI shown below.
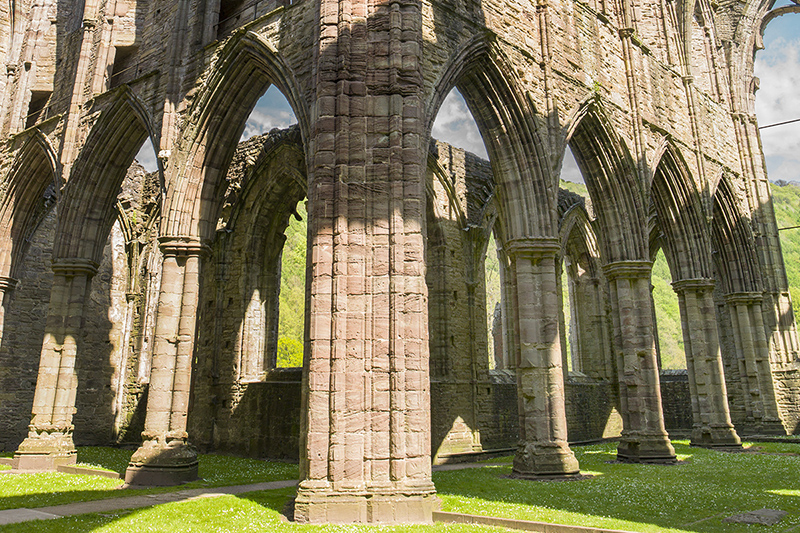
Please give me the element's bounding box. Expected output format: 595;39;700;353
0;0;798;525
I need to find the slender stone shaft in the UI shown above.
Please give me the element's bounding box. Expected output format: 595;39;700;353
672;279;740;449
507;239;579;478
14;259;97;471
604;261;676;463
125;237;207;486
0;276;18;350
725;292;784;433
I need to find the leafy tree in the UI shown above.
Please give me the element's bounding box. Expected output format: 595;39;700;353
277;337;304;368
277;201;307;367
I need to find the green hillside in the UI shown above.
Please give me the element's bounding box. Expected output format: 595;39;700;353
770;181;800;320
280;182;800;372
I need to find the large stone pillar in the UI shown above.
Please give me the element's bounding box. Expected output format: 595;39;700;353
293;0;436;523
603;261;676;463
672;279;741;449
125;237;206;485
13;259;97;471
724;292;784;433
507;239;579;478
0;275;18;349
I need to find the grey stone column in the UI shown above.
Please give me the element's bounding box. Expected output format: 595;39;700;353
672;279;741;449
125;237;208;485
0;275;18;349
14;259;97;471
507;239;579;478
725;292;784;433
603;261;676;463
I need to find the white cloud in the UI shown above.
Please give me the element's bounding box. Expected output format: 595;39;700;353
242;85;297;140
135;138;158;172
431;89;488;159
755;35;800;182
241;108;296;140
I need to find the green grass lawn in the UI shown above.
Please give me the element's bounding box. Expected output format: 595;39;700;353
0;447;298;512
2;441;800;532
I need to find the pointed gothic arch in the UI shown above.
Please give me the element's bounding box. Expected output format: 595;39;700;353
162;31;309;242
0;130;60;279
650;143;712;281
426;37;555;240
54;89;157;264
565;99;646;263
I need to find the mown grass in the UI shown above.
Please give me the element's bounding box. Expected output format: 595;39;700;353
0;447;298;511
436;440;800;532
3;440;800;532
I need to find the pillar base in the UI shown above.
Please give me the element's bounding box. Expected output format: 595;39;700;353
293;483;438;524
13;429;77;471
690;424;742;451
617;432;676;464
512;441;580;478
125;440;198;486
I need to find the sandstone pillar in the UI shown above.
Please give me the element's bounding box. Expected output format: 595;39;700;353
672;279;741;449
725;292;784;433
125;237;206;485
0;276;18;349
603;261;676;463
566;263;613;380
13;259;97;471
293;0;436;523
507;239;579;478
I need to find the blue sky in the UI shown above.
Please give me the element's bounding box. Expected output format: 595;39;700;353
137;13;798;183
754;6;800;183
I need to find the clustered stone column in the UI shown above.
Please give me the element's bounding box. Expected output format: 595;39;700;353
724;292;784;433
293;0;436;523
14;258;97;470
125;237;207;485
506;239;579;478
0;275;18;349
672;279;741;449
603;261;676;463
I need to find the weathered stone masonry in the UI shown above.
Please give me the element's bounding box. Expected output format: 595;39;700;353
0;0;798;525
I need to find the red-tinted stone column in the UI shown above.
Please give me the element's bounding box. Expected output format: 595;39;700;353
125;237;206;485
672;279;741;449
506;239;579;478
14;259;97;470
603;261;676;463
293;0;436;523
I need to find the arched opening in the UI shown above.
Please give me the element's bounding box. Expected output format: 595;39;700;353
650;247;686;370
166;39;309;459
425;45;579;476
566;103;676;462
276;200;306;368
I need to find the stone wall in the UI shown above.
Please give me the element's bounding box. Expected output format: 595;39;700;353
660;370;693;434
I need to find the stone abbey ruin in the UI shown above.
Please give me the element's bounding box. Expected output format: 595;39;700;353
0;0;799;524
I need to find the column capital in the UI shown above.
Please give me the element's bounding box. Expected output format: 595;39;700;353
503;238;560;259
0;276;19;291
602;260;652;280
51;258;99;277
671;278;715;294
725;291;763;305
158;236;211;257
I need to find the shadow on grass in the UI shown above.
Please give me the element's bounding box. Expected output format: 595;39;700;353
0;447;299;512
432;440;800;533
